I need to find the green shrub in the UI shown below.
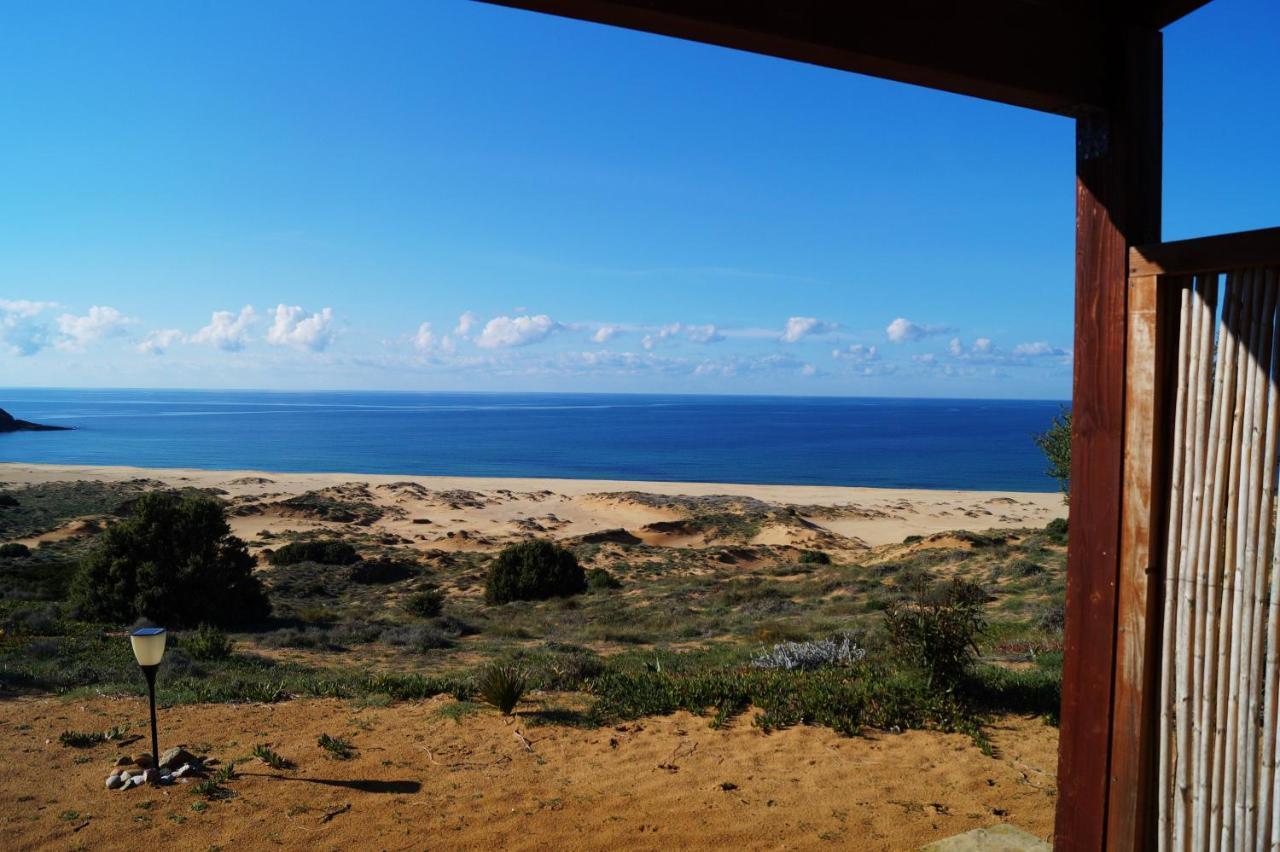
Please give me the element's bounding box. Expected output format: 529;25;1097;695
184;624;233;661
477;663;528;714
902;535;923;545
1045;517;1069;544
885;576;988;691
402;586;444;618
70;492;270;627
798;550;831;565
0;542;31;558
1035;408;1072;501
267;540;359;566
586;567;622;591
251;743;293;769
349;557;415;584
484;540;585;605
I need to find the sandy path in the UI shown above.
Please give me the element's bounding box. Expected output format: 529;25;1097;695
0;695;1057;851
0;463;1065;548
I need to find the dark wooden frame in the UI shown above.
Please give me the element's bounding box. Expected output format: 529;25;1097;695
473;3;1236;848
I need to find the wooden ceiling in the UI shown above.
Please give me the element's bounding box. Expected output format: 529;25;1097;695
479;1;1213;116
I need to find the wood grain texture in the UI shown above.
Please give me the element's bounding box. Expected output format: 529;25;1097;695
1131;227;1280;277
1058;25;1163;852
1108;271;1177;850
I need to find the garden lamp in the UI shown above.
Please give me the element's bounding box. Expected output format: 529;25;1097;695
130;627;166;772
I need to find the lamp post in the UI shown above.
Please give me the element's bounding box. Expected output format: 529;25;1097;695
130;627;166;772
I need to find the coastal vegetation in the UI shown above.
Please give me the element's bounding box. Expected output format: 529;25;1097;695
0;476;1065;747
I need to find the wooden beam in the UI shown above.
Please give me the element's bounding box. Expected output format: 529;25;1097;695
1057;24;1163;852
1106;271;1178;851
1131;226;1280;277
479;0;1109;115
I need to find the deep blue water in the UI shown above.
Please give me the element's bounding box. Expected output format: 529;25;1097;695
0;389;1066;491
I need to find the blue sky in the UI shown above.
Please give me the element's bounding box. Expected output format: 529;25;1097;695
1;0;1276;398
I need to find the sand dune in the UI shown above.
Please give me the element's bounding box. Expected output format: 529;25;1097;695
0;463;1066;552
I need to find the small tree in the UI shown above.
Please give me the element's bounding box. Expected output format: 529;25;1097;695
71;491;270;626
484;540;585;605
1034;407;1072;503
885;576;988;691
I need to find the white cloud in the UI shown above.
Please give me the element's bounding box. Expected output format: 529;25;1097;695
591;325;619;344
475;314;559;348
913;353;937;364
800;363;818;377
948;337;963;357
780;316;838;343
137;329;185;355
454;311;479;338
56;305;134;350
886;317;952;344
1012;341;1068;357
684;323;723;344
831;343;878;362
0;299;57;317
973;337;993;354
641;334;656;351
191;305;257;352
0;301;55;356
413;322;455;354
266;304;337;352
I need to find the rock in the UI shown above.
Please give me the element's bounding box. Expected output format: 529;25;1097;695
128;775;145;788
119;771;132;782
132;753;153;769
0;408;71;432
113;755;132;767
159;773;173;785
105;774;122;790
173;764;191;779
142;768;161;785
158;747;195;770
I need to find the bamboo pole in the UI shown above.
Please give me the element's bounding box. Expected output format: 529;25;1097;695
1191;273;1232;850
1161;280;1196;852
1177;277;1212;846
1210;273;1247;849
1249;267;1280;849
1223;272;1264;850
1243;271;1278;850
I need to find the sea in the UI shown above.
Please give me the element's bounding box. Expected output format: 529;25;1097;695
0;389;1067;492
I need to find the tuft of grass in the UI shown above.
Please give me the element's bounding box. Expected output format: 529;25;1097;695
436;700;482;725
477;664;528;715
192;761;238;800
317;733;355;760
57;724;128;748
184;624;234;661
251;743;293;770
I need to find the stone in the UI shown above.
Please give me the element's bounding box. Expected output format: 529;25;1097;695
113;755;132;767
128;775;145;788
132;753;153;769
173;764;191;779
105;774;122;790
158;747;196;770
119;771;132;782
918;824;1050;852
142;768;161;785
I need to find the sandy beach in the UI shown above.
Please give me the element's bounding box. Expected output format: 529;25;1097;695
0;463;1066;553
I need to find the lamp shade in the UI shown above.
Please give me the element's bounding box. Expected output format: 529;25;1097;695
130;627;167;666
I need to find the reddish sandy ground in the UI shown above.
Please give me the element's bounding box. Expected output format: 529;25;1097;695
0;695;1057;850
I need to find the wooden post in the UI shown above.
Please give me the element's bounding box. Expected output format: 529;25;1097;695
1057;24;1163;852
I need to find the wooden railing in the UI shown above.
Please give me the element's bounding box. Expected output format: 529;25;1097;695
1110;226;1280;851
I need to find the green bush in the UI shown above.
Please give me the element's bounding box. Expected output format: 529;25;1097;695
477;664;528;715
184;624;233;660
402;586;444;618
885;576;988;691
484;540;585;605
1045;517;1068;544
0;542;31;558
70;492;270;627
798;550;831;565
586;567;622;591
1035;408;1072;501
349;557;415;584
267;540;359;566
